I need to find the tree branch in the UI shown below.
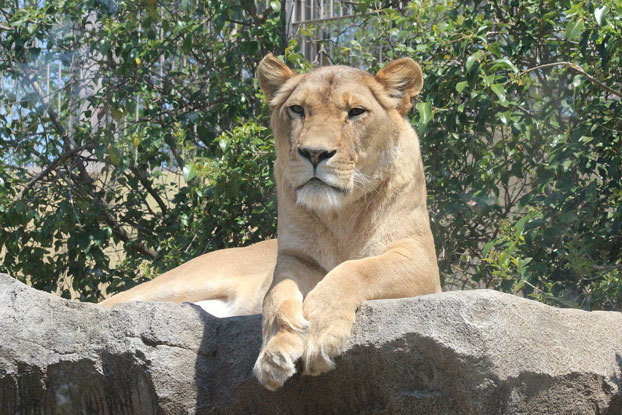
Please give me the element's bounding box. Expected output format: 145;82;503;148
99;207;158;259
68;171;159;260
22;73;70;138
129;166;168;215
19;64;158;260
521;62;622;99
17;143;95;200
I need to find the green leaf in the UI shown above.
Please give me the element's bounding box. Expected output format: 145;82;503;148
482;240;495;257
498;249;509;268
111;106;125;122
416;101;433;126
520;257;533;268
456;81;468;93
482;74;495;87
465;51;482;72
146;0;158;19
180;214;189;227
490;57;518;73
132;134;140;149
357;0;369;14
466;58;475;72
270;1;281;12
514;215;530;237
498;111;510;124
299;27;314;37
579;135;593;143
594;6;609;26
490;84;506;103
565;19;584;41
182;35;192;53
488;42;501;57
108;146;121;166
183;164;197;182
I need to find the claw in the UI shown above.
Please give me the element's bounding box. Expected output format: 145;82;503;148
253;329;305;390
253;349;296;391
303;335;337;376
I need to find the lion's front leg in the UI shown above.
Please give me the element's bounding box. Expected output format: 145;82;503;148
253;254;325;390
302;238;441;376
253;279;308;391
302;274;358;375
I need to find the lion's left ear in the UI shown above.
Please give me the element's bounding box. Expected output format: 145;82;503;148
374;57;423;115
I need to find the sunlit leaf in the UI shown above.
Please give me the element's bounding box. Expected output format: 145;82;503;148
466;51;483;72
594;6;609;26
416;101;433;125
498;111;510;124
565;19;584;41
490;84;506;102
132;134;140;149
183;164;197;182
490;57;518;73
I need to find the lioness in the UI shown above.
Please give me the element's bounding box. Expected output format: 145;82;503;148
101;55;441;390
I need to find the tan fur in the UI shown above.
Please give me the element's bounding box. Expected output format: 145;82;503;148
100;239;277;316
101;55;441;391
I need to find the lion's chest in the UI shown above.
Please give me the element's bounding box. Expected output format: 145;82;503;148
281;211;391;272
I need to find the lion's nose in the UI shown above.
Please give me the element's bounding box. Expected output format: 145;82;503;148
297;147;336;168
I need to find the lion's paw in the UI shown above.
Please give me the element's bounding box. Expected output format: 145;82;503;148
253;330;305;391
302;314;355;376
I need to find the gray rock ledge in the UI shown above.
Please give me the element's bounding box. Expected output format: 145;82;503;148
0;273;621;415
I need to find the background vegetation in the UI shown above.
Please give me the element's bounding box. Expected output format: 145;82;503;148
1;0;620;310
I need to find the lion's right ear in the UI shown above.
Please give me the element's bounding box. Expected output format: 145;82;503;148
257;54;295;102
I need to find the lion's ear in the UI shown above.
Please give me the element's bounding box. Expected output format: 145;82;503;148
374;57;423;115
257;54;295;102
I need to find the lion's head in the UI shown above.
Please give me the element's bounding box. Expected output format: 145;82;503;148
257;55;423;212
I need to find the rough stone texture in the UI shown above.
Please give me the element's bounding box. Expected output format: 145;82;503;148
0;273;621;415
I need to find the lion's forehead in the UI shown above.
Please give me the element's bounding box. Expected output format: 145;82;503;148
290;68;377;109
306;65;371;81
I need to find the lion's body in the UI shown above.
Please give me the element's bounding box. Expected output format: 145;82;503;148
100;239;277;317
101;55;441;390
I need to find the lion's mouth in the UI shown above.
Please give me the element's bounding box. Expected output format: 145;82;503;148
297;177;348;194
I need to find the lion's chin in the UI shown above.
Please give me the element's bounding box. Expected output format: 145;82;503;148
295;180;346;212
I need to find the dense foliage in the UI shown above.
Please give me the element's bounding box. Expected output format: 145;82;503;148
317;0;621;309
0;0;283;299
1;0;620;309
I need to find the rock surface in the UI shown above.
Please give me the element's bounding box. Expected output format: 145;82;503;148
0;273;621;415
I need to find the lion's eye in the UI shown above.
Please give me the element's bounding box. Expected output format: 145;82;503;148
347;107;367;118
289;105;305;117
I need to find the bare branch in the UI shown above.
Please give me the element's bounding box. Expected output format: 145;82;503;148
21;74;70;138
100;209;158;259
18;65;160;259
129;166;169;215
521;62;622;99
68;171;159;260
17;143;95;200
